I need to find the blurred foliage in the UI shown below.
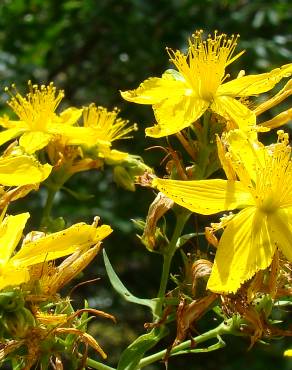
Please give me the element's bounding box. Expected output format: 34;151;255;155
0;0;291;369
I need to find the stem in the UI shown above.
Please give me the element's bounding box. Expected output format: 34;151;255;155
197;111;211;179
139;321;227;368
43;188;57;219
86;358;116;370
176;132;196;161
154;210;190;318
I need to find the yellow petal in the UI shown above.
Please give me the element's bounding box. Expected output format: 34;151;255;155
19;131;52;154
11;223;112;267
121;76;187;105
146;96;208;137
152;178;254;215
0;155;52;186
216;135;237;180
0;128;25;146
284;349;292;357
225;129;265;182
218;63;292;96
211;96;255;130
269;208;292;261
0;268;30;291
0;213;29;263
207;208;276;293
0;117;28;129
59;107;83;126
260;108;292;129
53;125;99;146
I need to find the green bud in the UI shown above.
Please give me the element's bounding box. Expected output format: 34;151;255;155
3;307;35;338
0;290;24;312
113;166;135;191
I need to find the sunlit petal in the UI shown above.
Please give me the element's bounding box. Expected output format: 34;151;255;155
146;96;208;137
211;96;255;130
153;178;254;215
218;63;292;96
19;131;52;154
121;76;188;105
269;208;292;261
0;268;29;291
0;155;52;186
0;213;29;263
207;208;276;293
12;224;112;267
0;128;25;146
59;107;83;126
225;129;265;182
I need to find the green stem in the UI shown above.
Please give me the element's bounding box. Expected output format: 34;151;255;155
139;321;228;368
197;111;211;179
86;358;116;370
42;187;57;223
154;210;190;318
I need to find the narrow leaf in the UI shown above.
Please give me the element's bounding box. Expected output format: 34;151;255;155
103;249;155;310
117;327;167;370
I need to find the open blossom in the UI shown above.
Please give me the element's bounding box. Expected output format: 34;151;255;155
0;82;82;154
0;212;112;291
152;130;292;293
121;30;292;137
58;104;138;161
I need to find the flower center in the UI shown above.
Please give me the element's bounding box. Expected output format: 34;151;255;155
255;131;292;213
167;30;243;102
6;82;64;131
82;104;137;143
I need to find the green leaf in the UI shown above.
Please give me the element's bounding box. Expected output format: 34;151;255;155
103;250;155;310
176;233;201;249
117;327;167;370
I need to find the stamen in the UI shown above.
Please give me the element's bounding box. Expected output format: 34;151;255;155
82;104;137;142
166;30;243;102
5;82;64;131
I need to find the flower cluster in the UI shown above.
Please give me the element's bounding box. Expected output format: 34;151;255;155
0;81;150;369
0;29;291;369
120;30;292;365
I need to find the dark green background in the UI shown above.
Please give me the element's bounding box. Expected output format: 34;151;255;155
0;0;291;369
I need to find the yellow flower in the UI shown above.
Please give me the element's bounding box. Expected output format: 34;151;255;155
83;104;137;143
0;82;82;154
121;30;292;137
63;104;138;161
152;130;292;293
0;212;112;291
284;349;292;357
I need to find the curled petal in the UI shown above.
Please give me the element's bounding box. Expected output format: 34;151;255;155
11;224;112;267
